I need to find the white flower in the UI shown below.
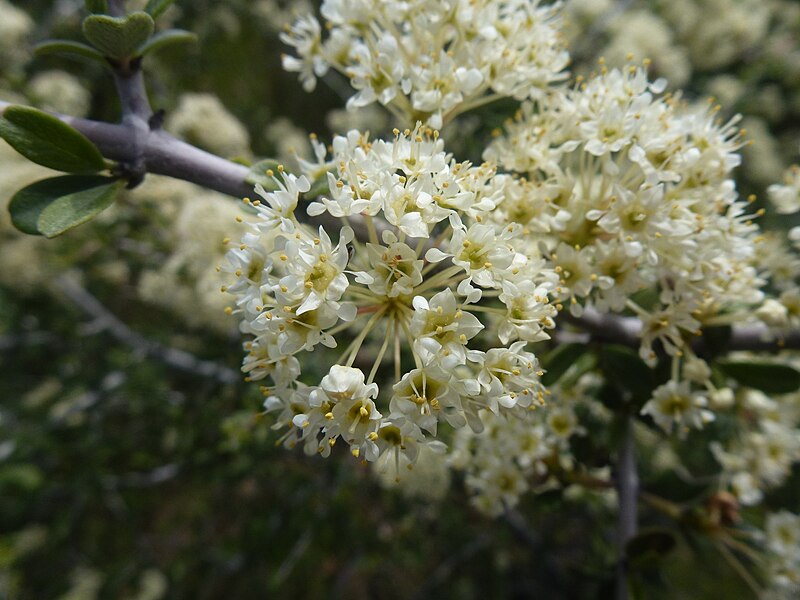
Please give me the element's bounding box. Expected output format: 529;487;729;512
281;0;568;127
476;341;544;411
641;380;714;436
757;298;790;327
498;279;556;344
410;289;484;369
277;225;354;316
365;232;423;298
310;365;382;458
390;366;465;434
253;171;311;234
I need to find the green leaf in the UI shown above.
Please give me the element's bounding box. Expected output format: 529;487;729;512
541;343;589;386
82;11;155;59
84;0;108;13
9;176;122;238
717;360;800;394
600;345;654;403
0;465;44;492
136;29;197;57
145;0;177;19
0;105;106;173
35;40;107;64
626;529;677;568
245;159;283;191
559;351;597;389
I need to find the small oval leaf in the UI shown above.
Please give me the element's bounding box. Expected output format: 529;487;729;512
85;0;108;13
600;344;654;403
145;0;177;20
35;40;107;64
9;176;122;238
245;159;282;191
717;360;800;394
541;343;589;386
0;105;106;173
82;12;155;59
626;529;677;567
136;29;197;57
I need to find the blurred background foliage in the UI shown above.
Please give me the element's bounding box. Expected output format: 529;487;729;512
1;0;799;598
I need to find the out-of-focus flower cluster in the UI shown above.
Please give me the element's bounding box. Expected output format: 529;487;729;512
763;511;800;598
0;0;32;73
711;388;800;506
281;0;569;128
449;374;592;516
564;0;800;190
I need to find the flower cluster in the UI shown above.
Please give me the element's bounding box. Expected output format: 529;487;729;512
711;389;800;506
763;511;800;597
224;125;556;469
485;61;764;369
449;375;591;516
281;0;568;128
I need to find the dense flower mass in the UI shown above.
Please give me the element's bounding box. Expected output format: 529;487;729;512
225;125;556;469
485;62;763;345
230;0;800;546
227;0;796;505
281;0;569;128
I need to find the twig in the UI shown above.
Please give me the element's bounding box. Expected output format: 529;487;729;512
503;508;540;552
565;306;800;351
0;99;252;198
0;331;55;351
106;0;125;18
715;540;763;597
115;463;182;488
615;415;638;600
270;528;313;588
52;273;241;384
411;533;491;600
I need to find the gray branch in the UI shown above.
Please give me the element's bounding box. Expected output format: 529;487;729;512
53;273;241;384
0;99;252;198
4;92;800;355
107;0;125;18
565;306;800;352
615;415;638;600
